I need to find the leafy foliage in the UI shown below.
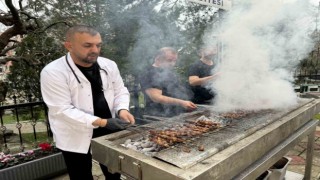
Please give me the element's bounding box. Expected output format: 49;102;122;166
2;0;221;101
7;32;65;101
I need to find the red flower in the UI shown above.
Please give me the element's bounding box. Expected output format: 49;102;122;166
39;143;52;151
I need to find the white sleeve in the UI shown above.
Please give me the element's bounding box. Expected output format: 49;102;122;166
110;63;130;113
40;67;98;128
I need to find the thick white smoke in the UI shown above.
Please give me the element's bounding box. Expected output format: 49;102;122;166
210;0;315;112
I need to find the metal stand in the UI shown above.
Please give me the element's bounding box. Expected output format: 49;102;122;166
305;127;316;180
233;120;319;180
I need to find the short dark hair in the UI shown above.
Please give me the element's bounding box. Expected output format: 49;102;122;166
65;25;99;41
155;47;177;62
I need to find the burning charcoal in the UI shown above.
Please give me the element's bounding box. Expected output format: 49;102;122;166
196;115;210;121
152;143;158;148
120;144;126;147
198;145;205;151
154;146;162;152
124;139;132;145
141;142;153;148
126;144;138;151
133;142;141;146
142;147;155;152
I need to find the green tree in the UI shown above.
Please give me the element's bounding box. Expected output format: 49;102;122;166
1;0;221;102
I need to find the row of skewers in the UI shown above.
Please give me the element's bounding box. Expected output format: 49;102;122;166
148;120;221;148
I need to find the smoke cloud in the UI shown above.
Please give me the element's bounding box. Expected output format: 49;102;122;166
208;0;315;112
127;1;187;73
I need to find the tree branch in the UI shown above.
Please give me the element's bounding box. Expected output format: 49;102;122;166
19;0;23;11
39;21;71;33
20;11;40;28
0;13;14;26
5;0;21;25
0;26;20;51
0;56;32;66
8;39;19;43
0;44;19;56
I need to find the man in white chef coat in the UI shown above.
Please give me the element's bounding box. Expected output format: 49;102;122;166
40;25;135;180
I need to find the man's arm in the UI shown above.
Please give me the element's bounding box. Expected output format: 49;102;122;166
189;75;214;86
145;88;197;110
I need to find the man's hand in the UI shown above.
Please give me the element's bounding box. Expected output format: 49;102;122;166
180;101;197;111
118;109;135;124
104;118;131;131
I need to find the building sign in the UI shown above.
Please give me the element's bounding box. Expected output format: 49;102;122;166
188;0;232;10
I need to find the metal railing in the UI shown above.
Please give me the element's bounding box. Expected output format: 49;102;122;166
0;99;50;154
0;74;144;154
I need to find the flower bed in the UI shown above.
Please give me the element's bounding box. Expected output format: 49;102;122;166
0;142;59;170
0;143;67;180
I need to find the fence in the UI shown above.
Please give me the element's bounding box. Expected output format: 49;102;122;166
0;99;50;154
0;74;143;154
293;44;320;92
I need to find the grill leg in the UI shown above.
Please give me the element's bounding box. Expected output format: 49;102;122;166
304;126;316;180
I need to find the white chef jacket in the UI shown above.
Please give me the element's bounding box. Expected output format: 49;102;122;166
40;53;130;154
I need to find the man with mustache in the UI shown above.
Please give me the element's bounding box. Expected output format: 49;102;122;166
40;25;135;180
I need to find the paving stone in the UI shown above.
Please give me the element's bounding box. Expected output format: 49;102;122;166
300;137;309;143
51;160;103;180
92;160;104;177
300;150;320;166
312;165;320;179
287;165;320;179
299;142;320;151
286;149;303;156
287;155;306;165
293;144;307;153
317;172;320;180
286;170;304;180
287;165;305;175
316;138;320;146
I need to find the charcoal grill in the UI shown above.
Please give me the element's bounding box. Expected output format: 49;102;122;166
92;98;320;180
